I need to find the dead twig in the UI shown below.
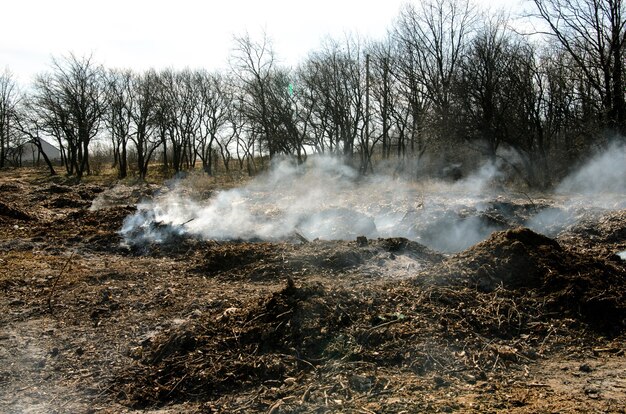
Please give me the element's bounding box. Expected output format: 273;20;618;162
279;353;318;372
526;382;551;388
267;399;282;414
167;373;188;397
301;385;313;403
368;317;407;331
47;250;77;316
293;230;309;244
592;347;621;354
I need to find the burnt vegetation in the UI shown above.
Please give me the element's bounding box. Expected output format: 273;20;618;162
0;168;625;412
1;0;626;412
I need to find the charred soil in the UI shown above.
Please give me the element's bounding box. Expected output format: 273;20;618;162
0;169;625;413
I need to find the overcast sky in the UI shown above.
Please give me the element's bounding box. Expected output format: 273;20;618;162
1;0;526;84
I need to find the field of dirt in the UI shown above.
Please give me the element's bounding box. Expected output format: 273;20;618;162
0;168;625;413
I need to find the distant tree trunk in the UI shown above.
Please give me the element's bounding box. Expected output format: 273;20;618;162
162;134;168;173
34;140;57;176
119;143;127;178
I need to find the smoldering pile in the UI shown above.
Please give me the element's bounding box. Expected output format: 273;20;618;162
120;145;626;256
118;156;503;250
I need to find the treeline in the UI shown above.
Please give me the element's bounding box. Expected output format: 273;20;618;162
0;0;624;187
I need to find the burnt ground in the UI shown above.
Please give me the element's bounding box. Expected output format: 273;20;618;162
0;168;625;413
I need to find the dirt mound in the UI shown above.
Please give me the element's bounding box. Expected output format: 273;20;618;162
120;280;359;407
440;227;561;290
0;182;25;193
40;183;74;194
478;199;542;223
89;183;160;210
59;207;136;250
64;206;136;232
298;207;377;239
45;194;92;209
424;227;626;332
378;237;445;263
291;240;367;270
9;205;139;254
558;209;626;250
0;200;35;221
118;261;624;410
409;208;510;252
194;242;283;275
289;238;442;271
182;238;445;287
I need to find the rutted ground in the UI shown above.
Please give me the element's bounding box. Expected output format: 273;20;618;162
0;169;624;413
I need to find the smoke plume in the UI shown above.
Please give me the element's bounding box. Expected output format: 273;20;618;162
527;141;626;235
557;141;626;196
121;156;507;251
120;143;625;253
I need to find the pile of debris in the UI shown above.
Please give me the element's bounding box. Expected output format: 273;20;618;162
1;171;624;413
116;226;625;411
419;227;626;332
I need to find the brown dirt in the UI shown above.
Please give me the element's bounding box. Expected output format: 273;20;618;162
0;168;624;413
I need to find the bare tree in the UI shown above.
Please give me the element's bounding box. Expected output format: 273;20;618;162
14;98;57;175
129;70;161;179
0;70;20;168
388;33;431;166
394;0;477;144
532;0;626;134
31;54;105;178
265;66;312;162
232;32;315;163
194;71;231;175
368;40;395;160
231;32;280;158
538;48;589;155
455;16;522;159
166;69;202;172
299;36;365;161
104;69;133;178
225;90;250;172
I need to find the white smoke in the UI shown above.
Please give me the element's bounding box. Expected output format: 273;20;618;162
120;155;507;252
451;158;503;194
527;141;626;235
120;143;625;253
557;141;626;196
121;156;370;243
